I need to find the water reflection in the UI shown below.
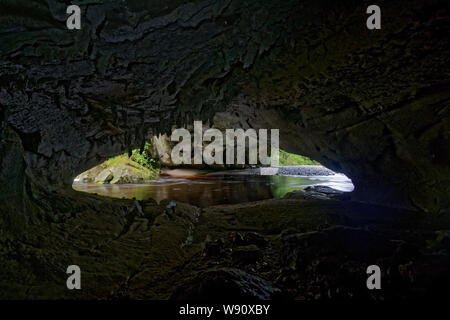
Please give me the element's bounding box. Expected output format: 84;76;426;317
73;174;353;207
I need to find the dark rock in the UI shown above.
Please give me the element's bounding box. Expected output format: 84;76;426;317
203;238;225;258
0;0;449;301
304;186;351;201
276;225;447;300
284;186;351;201
304;186;343;195
231;245;262;264
283;190;331;201
429;230;450;253
171;268;282;300
244;232;268;247
229;232;246;247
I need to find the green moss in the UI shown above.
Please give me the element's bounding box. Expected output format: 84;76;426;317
104;154;128;167
277;149;321;166
101;142;160;179
86;152;158;184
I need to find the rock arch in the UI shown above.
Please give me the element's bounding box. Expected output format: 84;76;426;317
1;0;449;214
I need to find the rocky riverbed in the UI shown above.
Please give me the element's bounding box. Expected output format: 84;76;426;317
276;165;335;176
167;165;337;177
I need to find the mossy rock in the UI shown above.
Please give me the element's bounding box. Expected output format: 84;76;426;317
77;154;158;184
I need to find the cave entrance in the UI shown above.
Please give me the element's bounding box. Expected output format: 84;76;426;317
72;137;354;207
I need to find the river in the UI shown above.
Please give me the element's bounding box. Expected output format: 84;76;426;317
73;168;354;207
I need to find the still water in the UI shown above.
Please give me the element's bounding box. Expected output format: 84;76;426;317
73;173;354;207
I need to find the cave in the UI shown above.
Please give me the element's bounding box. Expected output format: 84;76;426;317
0;0;449;302
71;138;354;207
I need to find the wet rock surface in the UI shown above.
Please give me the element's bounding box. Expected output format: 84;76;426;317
284;185;351;201
1;188;448;300
171;268;283;300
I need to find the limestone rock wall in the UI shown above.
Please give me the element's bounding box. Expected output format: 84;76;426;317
0;0;449;212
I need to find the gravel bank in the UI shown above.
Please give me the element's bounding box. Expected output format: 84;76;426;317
276;165;335;176
207;165;336;177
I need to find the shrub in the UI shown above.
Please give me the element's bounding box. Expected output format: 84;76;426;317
131;142;159;170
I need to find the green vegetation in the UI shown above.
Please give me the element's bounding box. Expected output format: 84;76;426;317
131;142;160;175
77;151;159;185
104;154;131;167
104;142;160;178
276;149;321;166
96;144;319;183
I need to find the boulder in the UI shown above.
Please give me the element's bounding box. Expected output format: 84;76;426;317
74;154;157;184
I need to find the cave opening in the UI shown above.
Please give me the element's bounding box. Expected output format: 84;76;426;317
1;0;449;302
72;135;354;207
